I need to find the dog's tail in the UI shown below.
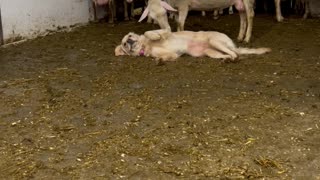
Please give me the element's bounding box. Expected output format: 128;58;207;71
236;47;271;55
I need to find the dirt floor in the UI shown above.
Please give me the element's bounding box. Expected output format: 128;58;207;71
0;14;320;179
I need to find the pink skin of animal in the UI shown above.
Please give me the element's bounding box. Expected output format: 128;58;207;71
234;0;244;11
138;1;177;22
187;41;209;57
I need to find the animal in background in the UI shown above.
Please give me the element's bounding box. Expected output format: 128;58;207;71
124;0;147;20
139;0;177;31
273;0;310;22
150;0;255;43
92;0;115;23
92;0;145;23
201;6;234;20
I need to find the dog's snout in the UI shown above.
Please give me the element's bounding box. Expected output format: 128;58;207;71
127;39;135;45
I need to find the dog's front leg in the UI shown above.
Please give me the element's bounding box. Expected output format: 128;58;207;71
144;31;161;40
144;29;171;41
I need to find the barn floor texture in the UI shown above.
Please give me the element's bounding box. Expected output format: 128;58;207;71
0;14;320;179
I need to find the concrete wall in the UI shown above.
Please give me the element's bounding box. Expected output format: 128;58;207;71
0;0;93;43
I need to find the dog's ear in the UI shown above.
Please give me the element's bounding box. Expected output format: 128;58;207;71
115;45;126;56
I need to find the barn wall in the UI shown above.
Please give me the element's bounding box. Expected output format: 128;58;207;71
0;0;94;43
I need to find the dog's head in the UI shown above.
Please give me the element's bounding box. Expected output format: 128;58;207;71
115;32;142;56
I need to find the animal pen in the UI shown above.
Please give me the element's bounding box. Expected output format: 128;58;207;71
0;0;320;179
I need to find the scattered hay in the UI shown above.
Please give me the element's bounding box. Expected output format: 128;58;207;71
254;156;286;174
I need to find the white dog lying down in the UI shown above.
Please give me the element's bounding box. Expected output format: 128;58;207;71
115;29;271;61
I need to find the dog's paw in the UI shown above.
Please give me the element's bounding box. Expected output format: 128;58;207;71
144;31;161;41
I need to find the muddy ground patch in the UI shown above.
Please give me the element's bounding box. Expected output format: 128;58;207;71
0;15;320;179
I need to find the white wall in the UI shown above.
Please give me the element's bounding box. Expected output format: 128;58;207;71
0;0;93;43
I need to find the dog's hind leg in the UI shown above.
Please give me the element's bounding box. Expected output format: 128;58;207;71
204;49;232;60
208;39;238;60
